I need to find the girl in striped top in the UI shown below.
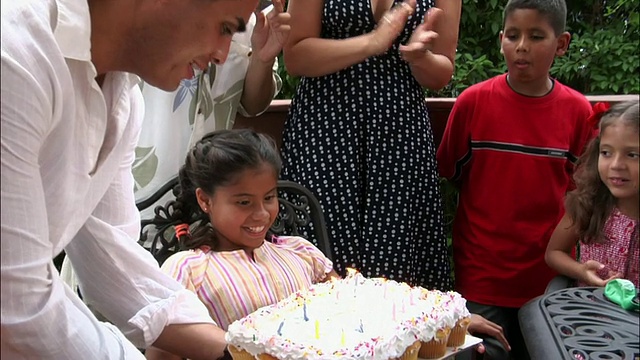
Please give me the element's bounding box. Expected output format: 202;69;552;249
546;100;639;288
146;129;338;360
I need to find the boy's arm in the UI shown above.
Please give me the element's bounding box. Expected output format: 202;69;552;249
436;92;474;185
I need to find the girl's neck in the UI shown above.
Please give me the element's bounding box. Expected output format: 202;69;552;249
617;197;640;220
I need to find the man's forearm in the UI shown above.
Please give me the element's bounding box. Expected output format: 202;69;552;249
153;323;227;360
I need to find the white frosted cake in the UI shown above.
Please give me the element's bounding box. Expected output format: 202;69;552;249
225;271;470;360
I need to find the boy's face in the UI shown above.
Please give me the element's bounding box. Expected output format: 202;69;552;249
500;9;570;94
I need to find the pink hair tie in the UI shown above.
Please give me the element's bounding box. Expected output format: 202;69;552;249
174;223;190;239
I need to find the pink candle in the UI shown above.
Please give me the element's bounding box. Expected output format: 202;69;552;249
392;303;397;321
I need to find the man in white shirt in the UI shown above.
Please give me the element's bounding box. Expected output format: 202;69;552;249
1;0;258;358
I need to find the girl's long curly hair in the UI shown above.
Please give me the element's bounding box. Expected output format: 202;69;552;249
169;129;281;251
566;100;639;244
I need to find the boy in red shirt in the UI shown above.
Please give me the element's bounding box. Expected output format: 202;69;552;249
437;0;594;358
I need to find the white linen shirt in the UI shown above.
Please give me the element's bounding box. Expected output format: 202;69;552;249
1;0;215;358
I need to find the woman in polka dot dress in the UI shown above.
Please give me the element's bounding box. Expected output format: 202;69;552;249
280;0;461;289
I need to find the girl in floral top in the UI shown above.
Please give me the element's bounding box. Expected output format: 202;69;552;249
546;100;639;288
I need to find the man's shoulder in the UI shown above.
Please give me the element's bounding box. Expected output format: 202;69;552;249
2;0;59;72
2;0;55;42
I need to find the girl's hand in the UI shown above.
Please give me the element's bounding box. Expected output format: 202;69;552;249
580;260;621;287
251;0;291;64
468;314;511;353
399;7;441;64
369;0;416;56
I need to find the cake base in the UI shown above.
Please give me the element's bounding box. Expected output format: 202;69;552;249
228;345;277;360
447;317;471;347
418;328;451;359
418;334;483;360
228;335;482;360
229;341;422;360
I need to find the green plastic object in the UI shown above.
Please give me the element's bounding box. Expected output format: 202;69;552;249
604;279;639;312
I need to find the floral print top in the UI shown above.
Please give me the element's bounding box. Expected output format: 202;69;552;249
581;208;639;288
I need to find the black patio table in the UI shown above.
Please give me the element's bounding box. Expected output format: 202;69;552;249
518;286;639;360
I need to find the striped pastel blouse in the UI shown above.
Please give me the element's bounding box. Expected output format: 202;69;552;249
161;236;334;330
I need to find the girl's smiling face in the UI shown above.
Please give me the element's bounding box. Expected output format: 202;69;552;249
598;121;640;212
199;162;279;254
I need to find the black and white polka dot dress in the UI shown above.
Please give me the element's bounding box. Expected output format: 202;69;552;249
281;0;452;290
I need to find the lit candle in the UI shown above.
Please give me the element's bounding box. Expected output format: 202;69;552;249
340;328;346;346
358;319;364;333
277;321;285;336
409;291;415;306
315;320;320;339
303;301;309;321
383;282;388;299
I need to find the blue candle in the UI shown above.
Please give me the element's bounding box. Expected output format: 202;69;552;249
356;319;364;333
303;301;309;321
277;320;285;336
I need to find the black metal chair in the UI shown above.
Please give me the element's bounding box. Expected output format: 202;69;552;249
544;274;576;294
136;177;333;265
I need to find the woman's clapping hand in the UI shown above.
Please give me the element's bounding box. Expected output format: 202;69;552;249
368;0;416;56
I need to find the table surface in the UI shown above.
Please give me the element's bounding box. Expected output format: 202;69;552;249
519;287;639;360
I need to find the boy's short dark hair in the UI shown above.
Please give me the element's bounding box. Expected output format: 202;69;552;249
503;0;567;36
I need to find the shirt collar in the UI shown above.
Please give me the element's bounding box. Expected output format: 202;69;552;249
53;0;141;87
54;0;91;61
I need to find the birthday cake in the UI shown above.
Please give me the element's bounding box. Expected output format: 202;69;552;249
225;271;470;360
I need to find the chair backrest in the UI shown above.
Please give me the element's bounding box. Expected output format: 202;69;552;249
137;177;333;265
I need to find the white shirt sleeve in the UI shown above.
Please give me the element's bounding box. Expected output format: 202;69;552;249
65;92;215;347
0;51;142;359
1;50;214;360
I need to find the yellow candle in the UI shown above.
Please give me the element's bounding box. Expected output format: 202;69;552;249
340;329;346;346
315;320;320;339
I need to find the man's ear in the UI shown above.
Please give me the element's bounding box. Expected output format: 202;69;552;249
556;31;571;56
